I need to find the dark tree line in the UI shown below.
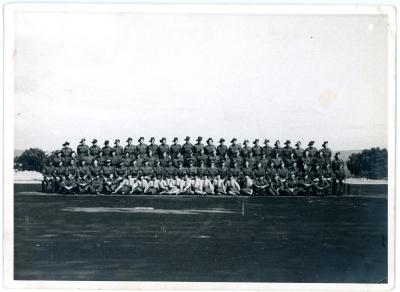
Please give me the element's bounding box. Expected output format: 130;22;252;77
14;148;46;172
346;147;388;179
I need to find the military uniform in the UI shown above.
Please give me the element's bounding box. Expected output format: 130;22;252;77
206;166;219;178
218;166;229;179
102;164;115;177
242;166;253;178
229;166;241;178
61;144;73;157
252;145;263;162
148;143;158;157
159;156;172;167
197;165;207;178
241;145;252;159
113;145;124;157
124;144;136;156
293;145;304;160
170;143;182;159
89;144;101;157
181;140;194;159
331;157;344;172
207;155;220;167
306;142;318;157
129;165;142;178
204;144;216;157
102;144;113;157
193;139;205;157
90;176;104;194
163;165;176;178
228;143;241;158
89;165;102;178
321;143;332;164
122;155;133;167
158;142;170;158
115;164;129;179
136;143;148;158
153;165;164;177
253;167;265;179
77;143;89;157
141;165;154;177
281;144;293;162
176;166;187;177
172;156;184;168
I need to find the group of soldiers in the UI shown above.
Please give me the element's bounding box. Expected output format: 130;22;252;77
42;136;346;196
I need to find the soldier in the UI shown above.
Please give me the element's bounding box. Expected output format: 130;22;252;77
333;164;346;195
254;176;270;196
321;141;332;165
302;150;313;169
216;138;228;158
124;137;136;156
252;139;263;163
203;175;215;195
115;161;128;181
89;174;104;195
197;160;207;178
281;140;293;164
315;176;331;197
170;137;181;159
187;159;198;178
102;159;115;178
113;174;133;195
77;175;91;194
262;139;273;160
206;161;219;179
147;137;158;157
306;141;318;157
54;161;67;192
272;140;282;157
61;141;73;157
66;159;78;177
271;152;283;168
77;160;90;179
213;174;227;195
109;150;121;166
59;173;78;195
266;161;277;182
218;160;229;180
172;152;184;168
331;152;344;172
293;141;304;164
141;160;154;178
241;140;252;159
129;160;142;178
253;162;266;179
315;150;327;168
181;136;194;159
136;137;148;159
229;161;241;179
298;173;314;196
269;175;281;196
278;162;289;180
97;151;107;166
153;160;164;178
62;151;76;166
42;161;55;193
207;148;220;167
101;140;113;157
228;138;241;159
232;151;243;168
89;159;102;178
259;153;270;169
176;162;187;177
143;176;159;195
77;138;89;158
184;152;197;167
285;152;296;169
192;175;205;195
158;137;170;158
286;172;300;196
121;152;133;167
81;149;94;166
242;160;253;180
113;139;124;157
163;160;176;179
181;175;194;195
196;148;208;166
241;175;254;196
146;149;158;167
193;136;204;157
225;176;241;196
89;139;101;157
204;138;216;157
159;152;171;168
103;173;118;194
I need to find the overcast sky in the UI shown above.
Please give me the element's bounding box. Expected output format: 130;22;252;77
14;11;388;152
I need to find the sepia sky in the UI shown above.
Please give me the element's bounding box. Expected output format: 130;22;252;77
14;11;388;152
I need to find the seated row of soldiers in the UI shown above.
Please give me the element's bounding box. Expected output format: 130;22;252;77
42;148;346;196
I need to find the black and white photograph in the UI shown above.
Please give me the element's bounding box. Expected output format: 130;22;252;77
3;3;396;290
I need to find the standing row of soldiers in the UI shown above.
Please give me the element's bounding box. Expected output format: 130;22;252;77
42;137;346;196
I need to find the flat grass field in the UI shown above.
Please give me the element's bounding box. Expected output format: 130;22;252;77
14;185;387;283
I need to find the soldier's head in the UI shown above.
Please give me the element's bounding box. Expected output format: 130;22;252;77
109;173;114;179
149;137;155;144
269;161;274;168
93;159;98;166
160;137;166;144
56;151;62;157
284;140;291;147
339;164;344;169
316;164;320;170
184;136;190;143
63;141;70;148
319;150;324;157
71;151;76;158
155;160;160;166
199;160;204;167
326;164;331;169
216;174;221;180
290;152;295;158
212;148;217;155
173;137;178;144
304;150;310;157
133;160;137;166
219;138;225;145
253;139;259;146
244;160;249;167
304;163;308;169
207;138;213;145
275;152;280;158
308;141;315;147
80;138;86;145
148;149;153;157
322;141;328;148
295;141;301;148
281;162;285;168
290;172;295;178
189;160;194;166
126;137;133;145
127;174;132;179
92;139;98;145
232;161;238;167
81;160;86;166
200;148;205;154
86;149;90;155
70;159;75;166
257;162;262;168
210;161;215;168
138;137;144;144
264;139;270;146
48;161;53;166
68;173;73;179
274;140;280;147
104;140;110;146
111;150;116;157
335;152;341;159
196;136;202;144
106;159;111;165
231;138;237;145
221;161;226;167
243;139;249;146
125;152;130;157
99;151;103;157
293;162;297;168
114;139;120;146
144;161;150;166
58;161;63;166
